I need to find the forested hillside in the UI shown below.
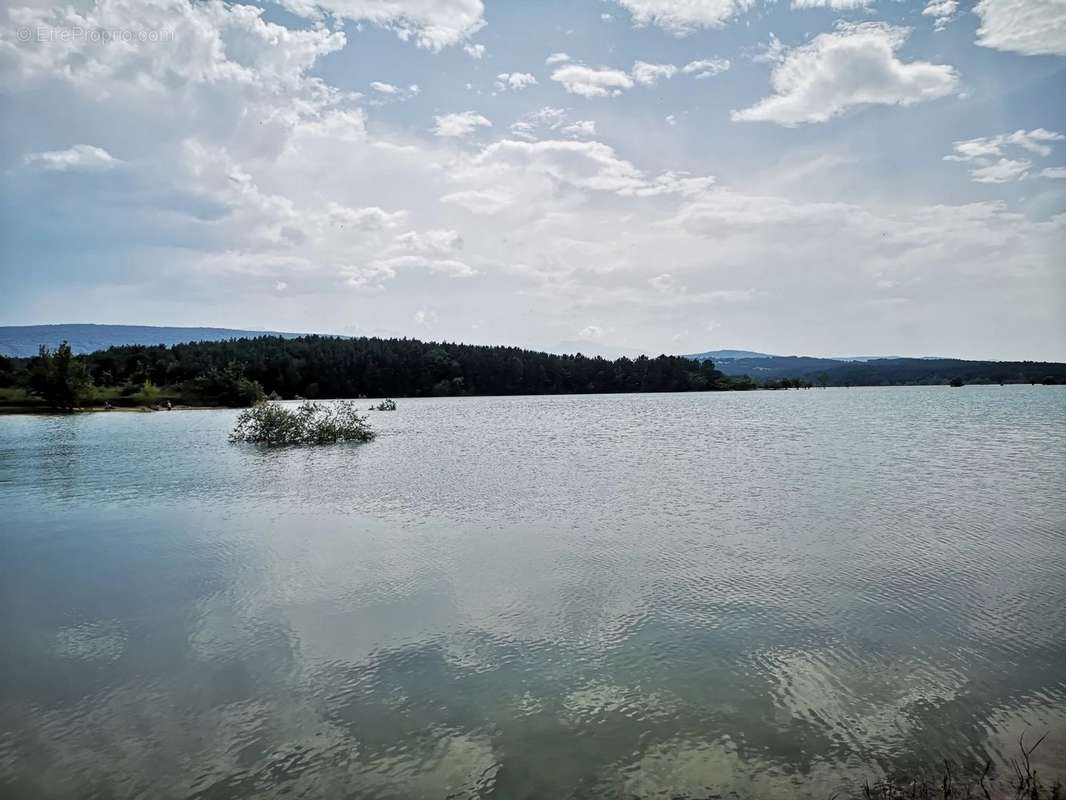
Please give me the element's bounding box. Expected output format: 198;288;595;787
0;336;746;407
0;324;310;357
702;355;1066;386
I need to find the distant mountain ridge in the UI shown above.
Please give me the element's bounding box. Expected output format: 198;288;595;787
0;324;326;357
686;353;1066;385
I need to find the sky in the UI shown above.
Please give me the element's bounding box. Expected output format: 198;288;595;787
0;0;1064;360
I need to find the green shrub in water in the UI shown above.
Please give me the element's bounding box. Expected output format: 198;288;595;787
230;400;375;445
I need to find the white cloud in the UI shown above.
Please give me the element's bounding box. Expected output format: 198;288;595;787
454;140;716;204
464;43;486;59
611;0;755;33
370;81;399;93
393;229;463;254
510;107;595;140
732;23;959;126
666;114;678;126
510;107;568;140
432;111;492;137
551;64;634;97
791;0;870;8
631;61;679;86
945;129;1064;182
469;139;647;193
494;72;538;91
372;255;477;278
272;0;485;51
923;0;959;31
440;188;514;215
1006;128;1066;156
327;203;408;230
650;273;678;292
681;58;731;78
23;144;119;172
560;120;597;137
974;0;1066;57
579;325;604;340
3;0;1063;360
1041;167;1066;179
546;52;571;65
969;158;1032;183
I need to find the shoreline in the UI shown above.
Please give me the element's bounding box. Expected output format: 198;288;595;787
1;382;1060;416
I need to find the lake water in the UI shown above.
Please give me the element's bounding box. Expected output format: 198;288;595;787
2;387;1065;798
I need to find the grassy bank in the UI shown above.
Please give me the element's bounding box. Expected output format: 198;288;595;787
0;386;212;413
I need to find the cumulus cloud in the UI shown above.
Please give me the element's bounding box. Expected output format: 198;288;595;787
631;61;679;86
464;43;486;59
494;72;538;91
681;58;731;78
23;144;119;171
546;52;571;65
611;0;755;33
272;0;485;51
945;128;1065;182
432;111;492;137
2;0;1063;359
923;0;959;31
469;139;648;193
974;0;1066;57
731;23;959;126
551;64;634;97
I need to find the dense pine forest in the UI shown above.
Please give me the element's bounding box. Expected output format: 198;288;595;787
0;335;751;409
2;334;1063;411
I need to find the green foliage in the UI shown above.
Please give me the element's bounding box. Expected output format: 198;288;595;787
949;376;965;387
137;379;161;406
27;341;93;410
230;400;375;446
372;398;397;411
63;335;730;399
0;354;15;388
186;361;264;407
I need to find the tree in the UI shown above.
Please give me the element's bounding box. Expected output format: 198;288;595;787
816;372;830;389
187;361;264;406
137;380;161;407
27;342;93;410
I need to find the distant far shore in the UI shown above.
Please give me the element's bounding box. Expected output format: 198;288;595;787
1;334;1064;415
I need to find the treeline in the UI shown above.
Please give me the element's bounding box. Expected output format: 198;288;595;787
0;336;756;408
711;356;1066;386
817;358;1066;386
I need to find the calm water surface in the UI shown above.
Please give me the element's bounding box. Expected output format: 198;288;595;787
2;387;1065;798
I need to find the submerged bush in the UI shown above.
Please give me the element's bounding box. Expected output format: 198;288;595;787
229;400;375;445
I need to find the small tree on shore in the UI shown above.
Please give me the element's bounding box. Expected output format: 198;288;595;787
28;342;93;411
138;380;161;407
